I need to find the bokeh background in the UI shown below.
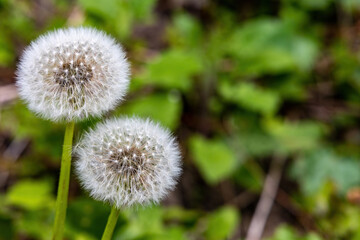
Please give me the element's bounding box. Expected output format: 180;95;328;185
1;0;360;239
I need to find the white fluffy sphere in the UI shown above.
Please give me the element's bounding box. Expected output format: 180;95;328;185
75;117;181;207
16;27;130;121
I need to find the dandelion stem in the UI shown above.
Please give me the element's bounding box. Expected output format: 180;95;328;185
101;206;121;240
52;121;75;240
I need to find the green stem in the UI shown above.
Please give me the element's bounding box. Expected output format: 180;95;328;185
101;206;121;240
52;121;75;240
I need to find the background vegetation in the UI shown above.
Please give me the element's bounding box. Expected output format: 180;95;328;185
1;0;360;239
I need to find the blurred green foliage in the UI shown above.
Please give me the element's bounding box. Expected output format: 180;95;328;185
1;0;360;239
266;225;322;240
189;135;238;184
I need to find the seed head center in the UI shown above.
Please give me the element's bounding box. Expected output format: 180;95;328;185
107;146;145;174
55;61;93;87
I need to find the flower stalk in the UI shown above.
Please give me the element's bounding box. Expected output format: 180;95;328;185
52;121;75;240
101;206;121;240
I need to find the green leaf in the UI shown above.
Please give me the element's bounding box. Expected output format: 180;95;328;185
78;0;119;19
117;93;182;130
204;206;239;240
267;225;297;240
298;0;331;10
220;81;281;116
189;135;238;184
341;0;360;11
234;162;264;192
116;206;163;240
274;75;307;100
113;2;133;38
237;130;278;157
148;226;187;240
130;0;157;21
226;18;318;75
16;209;53;240
168;13;203;48
330;205;360;237
6;179;54;210
264;118;324;153
163;207;200;225
229;114;278;157
331;42;360;92
291;149;360;195
266;225;322;240
67;198;111;239
141;49;203;91
0;32;14;66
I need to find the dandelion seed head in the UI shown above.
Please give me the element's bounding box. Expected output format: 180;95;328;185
75;117;182;208
16;27;130;121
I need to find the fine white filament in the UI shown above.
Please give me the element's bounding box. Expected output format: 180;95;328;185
16;27;130;121
75;117;181;207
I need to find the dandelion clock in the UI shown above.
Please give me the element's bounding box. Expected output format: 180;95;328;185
17;27;130;121
16;27;130;240
75;117;181;239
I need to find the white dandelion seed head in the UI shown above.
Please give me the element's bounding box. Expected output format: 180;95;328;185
75;117;182;208
16;27;130;122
